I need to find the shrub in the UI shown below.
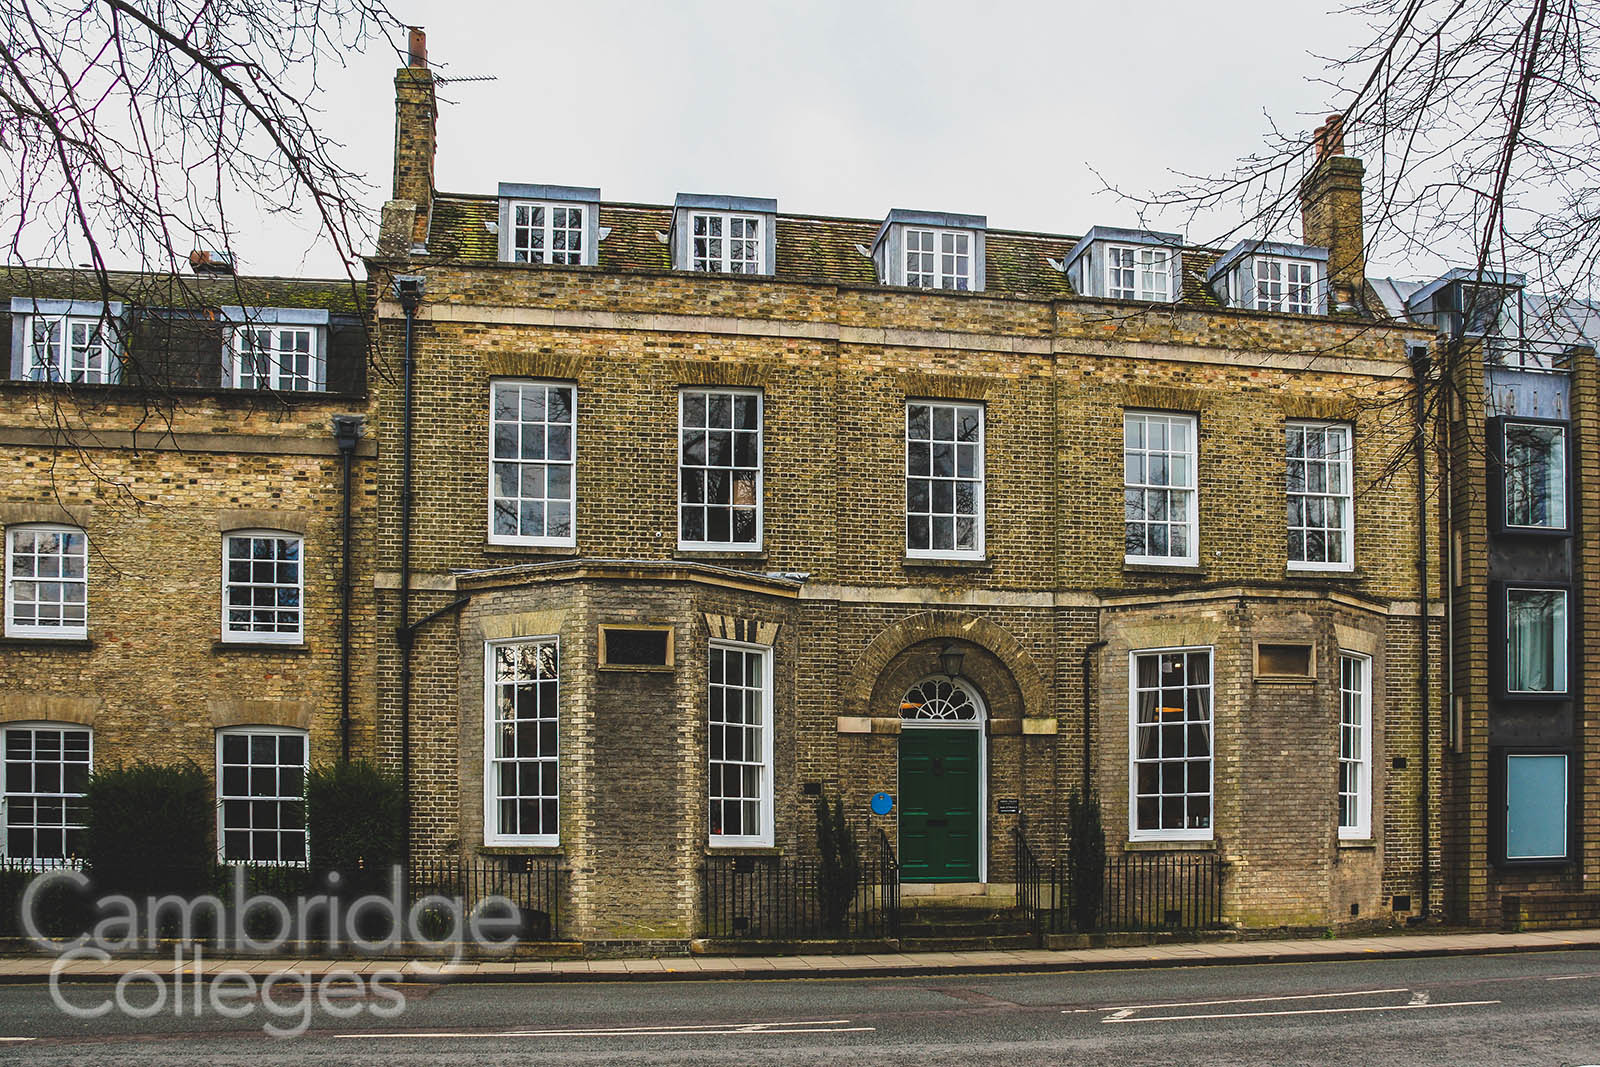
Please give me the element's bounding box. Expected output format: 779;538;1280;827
307;760;405;896
1067;789;1106;933
815;794;860;934
83;762;214;900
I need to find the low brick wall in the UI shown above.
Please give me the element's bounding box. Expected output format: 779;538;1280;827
1502;893;1600;931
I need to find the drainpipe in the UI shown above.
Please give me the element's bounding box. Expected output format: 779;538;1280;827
392;274;425;869
332;414;364;764
1081;641;1109;793
1410;342;1434;919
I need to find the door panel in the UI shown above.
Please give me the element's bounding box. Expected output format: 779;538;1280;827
898;728;981;882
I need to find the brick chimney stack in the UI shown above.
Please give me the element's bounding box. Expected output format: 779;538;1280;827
1301;113;1366;314
389;26;436;251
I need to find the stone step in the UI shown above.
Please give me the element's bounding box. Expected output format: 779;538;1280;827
898;907;1022;926
895;919;1033;938
897;933;1039;952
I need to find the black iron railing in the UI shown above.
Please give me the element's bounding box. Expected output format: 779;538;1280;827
1014;847;1225;939
1013;827;1045;947
411;854;564;942
702;830;901;941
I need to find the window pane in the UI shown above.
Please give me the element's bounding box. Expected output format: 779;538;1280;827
1507;588;1567;693
1506;754;1566;859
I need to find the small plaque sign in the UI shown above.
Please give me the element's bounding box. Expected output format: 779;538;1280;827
996;797;1020;815
870;792;894;815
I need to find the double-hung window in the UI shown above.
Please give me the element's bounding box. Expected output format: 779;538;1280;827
1287;422;1353;570
1106;246;1171;302
1505;587;1567;695
511;202;586;265
708;640;773;847
222;532;303;643
1503;422;1567;531
679;389;762;550
484;637;560;846
691;213;763;273
905;229;972;290
4;524;88;639
1130;648;1212;839
1338;653;1372;839
217;728;307;865
1124;412;1197;565
2;724;91;864
1255;257;1316;314
25;315;119;384
906;401;984;558
490;381;576;546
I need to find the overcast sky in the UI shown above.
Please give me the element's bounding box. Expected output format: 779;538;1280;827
250;0;1378;278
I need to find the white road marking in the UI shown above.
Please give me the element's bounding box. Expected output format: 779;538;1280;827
1409;991;1430;1005
1546;973;1600;981
0;1038;37;1043
1062;987;1410;1014
1102;999;1500;1024
338;1018;875;1040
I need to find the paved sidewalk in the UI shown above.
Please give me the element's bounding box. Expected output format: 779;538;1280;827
1;928;1597;983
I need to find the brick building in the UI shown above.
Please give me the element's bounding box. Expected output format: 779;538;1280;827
0;268;375;869
364;42;1464;945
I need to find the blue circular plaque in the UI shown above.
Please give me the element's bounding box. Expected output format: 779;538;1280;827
870;791;894;815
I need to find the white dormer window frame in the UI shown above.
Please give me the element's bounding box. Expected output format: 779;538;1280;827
1255;256;1318;315
1106;244;1172;302
904;227;973;291
510;200;588;266
218;307;329;392
9;299;125;385
691;212;764;274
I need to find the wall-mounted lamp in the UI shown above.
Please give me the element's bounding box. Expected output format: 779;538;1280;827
938;643;965;680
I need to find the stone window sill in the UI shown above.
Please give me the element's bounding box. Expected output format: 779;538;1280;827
0;636;93;650
1124;839;1216;852
1123;562;1206;579
212;640;310;654
485;542;578;557
477;845;564;858
704;845;783;858
674;551;767;564
904;556;992;571
1337;839;1376;851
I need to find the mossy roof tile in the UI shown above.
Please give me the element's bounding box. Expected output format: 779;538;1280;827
0;266;365;314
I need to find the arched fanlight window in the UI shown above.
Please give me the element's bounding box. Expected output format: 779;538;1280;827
900;678;980;722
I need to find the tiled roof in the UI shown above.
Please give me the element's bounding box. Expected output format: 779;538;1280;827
427;192;1234;307
0;266;365;315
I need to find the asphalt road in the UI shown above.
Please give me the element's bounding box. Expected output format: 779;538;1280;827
2;950;1599;1065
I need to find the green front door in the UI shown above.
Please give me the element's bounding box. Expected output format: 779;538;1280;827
898;727;981;882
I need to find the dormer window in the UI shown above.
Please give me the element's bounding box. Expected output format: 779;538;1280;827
669;194;777;276
1063;227;1182;303
9;299;124;384
872;210;986;292
905;229;971;290
219;307;329;391
1207;242;1329;316
496;183;602;267
513;202;586;265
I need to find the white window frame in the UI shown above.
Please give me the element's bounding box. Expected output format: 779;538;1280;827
678;388;764;551
707;638;775;848
1255;256;1317;314
510;200;587;266
1105;245;1172;302
1123;411;1198;567
223;324;321;391
2;722;92;866
488;380;578;547
483;636;561;847
1505;586;1568;695
25;314;120;384
4;523;88;640
1338;652;1372;840
690;212;764;274
1287;421;1355;572
1503;421;1568;531
220;531;304;644
903;227;973;290
1128;646;1214;842
905;400;985;559
215;726;308;866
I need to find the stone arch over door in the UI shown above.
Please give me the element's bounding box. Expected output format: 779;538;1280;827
848;611;1046;725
